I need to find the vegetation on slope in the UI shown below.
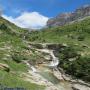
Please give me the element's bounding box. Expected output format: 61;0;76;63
0;14;90;88
57;46;90;82
0;17;45;90
28;17;90;83
28;16;90;44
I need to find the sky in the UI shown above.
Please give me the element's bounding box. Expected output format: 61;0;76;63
0;0;90;29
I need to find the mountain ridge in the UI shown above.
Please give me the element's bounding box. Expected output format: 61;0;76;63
47;5;90;27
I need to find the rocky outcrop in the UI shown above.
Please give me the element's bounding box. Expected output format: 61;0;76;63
72;84;90;90
46;43;66;50
47;5;90;27
0;63;10;72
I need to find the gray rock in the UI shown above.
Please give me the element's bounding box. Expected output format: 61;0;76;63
72;84;90;90
47;5;90;27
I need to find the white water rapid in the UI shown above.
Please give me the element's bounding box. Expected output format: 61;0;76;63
36;49;59;67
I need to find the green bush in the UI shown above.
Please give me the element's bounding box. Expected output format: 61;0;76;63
0;24;8;30
11;52;27;63
66;57;90;82
58;46;90;82
77;35;85;41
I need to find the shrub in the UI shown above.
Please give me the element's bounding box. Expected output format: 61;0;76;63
77;35;85;41
11;52;27;63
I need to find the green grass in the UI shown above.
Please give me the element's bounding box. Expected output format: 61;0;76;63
5;60;28;72
28;17;90;45
0;17;46;89
0;70;45;90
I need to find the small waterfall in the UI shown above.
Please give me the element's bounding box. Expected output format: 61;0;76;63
36;48;59;67
48;51;59;67
31;66;37;73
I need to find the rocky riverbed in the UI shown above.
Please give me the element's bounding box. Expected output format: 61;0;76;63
24;43;90;90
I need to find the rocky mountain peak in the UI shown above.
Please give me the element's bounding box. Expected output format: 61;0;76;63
47;5;90;27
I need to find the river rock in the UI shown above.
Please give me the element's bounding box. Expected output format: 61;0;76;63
72;84;90;90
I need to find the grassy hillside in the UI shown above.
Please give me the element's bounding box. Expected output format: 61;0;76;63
0;17;45;90
28;17;90;83
28;16;90;44
0;15;90;88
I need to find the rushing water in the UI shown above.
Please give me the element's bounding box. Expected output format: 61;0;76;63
36;49;59;67
24;61;37;73
36;48;60;84
39;71;60;84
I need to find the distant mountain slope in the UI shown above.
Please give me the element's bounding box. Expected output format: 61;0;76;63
29;16;90;44
47;5;90;27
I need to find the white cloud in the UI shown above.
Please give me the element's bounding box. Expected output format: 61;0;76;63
2;12;49;29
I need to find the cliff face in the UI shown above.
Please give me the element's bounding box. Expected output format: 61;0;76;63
47;5;90;27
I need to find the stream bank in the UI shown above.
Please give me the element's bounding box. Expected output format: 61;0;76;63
25;43;90;90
